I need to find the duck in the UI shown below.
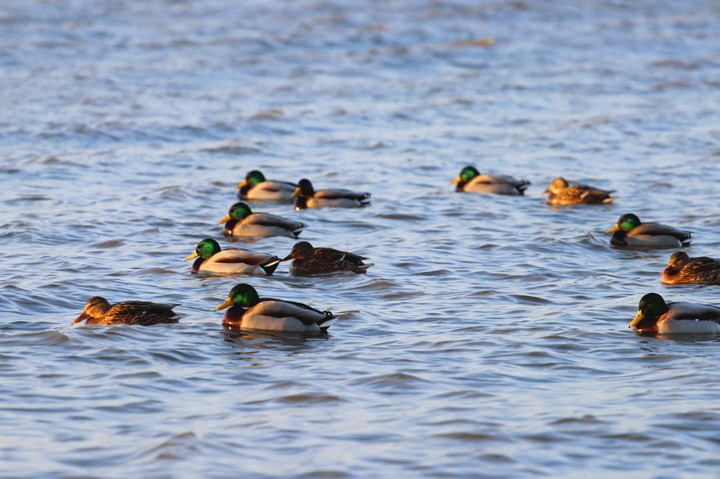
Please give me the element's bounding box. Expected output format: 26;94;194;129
280;241;371;275
215;283;337;333
629;293;720;334
292;178;371;209
184;238;281;275
72;296;179;326
606;213;691;249
660;251;720;285
235;170;297;202
218;202;305;238
543;177;614;205
450;166;530;196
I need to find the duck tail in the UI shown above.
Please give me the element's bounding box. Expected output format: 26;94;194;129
291;222;307;238
354;262;374;274
260;256;282;275
359;193;372;206
318;312;337;331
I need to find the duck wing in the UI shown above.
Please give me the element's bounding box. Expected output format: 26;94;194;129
314;188;371;200
255;299;335;325
245;212;306;229
210;249;277;266
665;302;720;321
258;180;297;193
632;222;691;241
106;301;179;325
473;174;529;187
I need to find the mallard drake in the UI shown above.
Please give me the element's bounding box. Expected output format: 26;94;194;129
235;170;297;202
629;293;720;334
660;251;720;285
184;238;280;275
606;213;691;249
215;283;337;333
72;297;179;326
292;178;371;209
280;241;371;275
218;202;305;238
450;166;530;196
543;177;614;205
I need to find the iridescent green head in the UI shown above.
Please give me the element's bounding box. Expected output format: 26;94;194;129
450;166;480;185
215;283;260;311
244;170;266;187
185;238;222;261
217;202;253;224
607;213;641;234
629;292;668;328
293;178;315;197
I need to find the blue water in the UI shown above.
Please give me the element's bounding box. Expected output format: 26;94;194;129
2;0;720;477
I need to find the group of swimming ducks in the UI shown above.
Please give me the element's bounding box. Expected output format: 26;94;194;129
73;166;720;336
73;171;373;333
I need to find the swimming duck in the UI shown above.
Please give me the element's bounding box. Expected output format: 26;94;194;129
660;251;720;285
215;283;337;333
73;297;179;326
218;202;305;238
450;166;530;196
280;241;371;275
236;170;297;202
292;178;371;209
606;213;691;249
184;238;280;275
629;293;720;334
543;177;615;205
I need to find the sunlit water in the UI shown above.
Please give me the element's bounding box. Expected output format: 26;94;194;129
2;0;720;477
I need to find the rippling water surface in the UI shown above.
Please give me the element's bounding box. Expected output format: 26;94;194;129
3;0;720;477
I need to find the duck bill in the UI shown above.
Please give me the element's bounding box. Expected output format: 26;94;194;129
541;189;549;195
449;177;461;185
215;297;234;311
606;225;620;234
291;186;301;197
217;214;232;225
280;255;292;262
72;312;89;325
235;179;248;189
628;311;644;329
184;251;198;261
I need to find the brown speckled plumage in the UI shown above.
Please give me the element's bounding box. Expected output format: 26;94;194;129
543;177;615;205
661;252;720;285
73;296;179;326
282;241;371;275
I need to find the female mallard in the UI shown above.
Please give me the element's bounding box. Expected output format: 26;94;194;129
215;283;336;333
660;251;720;285
236;170;297;202
450;166;530;196
218;202;305;238
73;297;179;326
292;178;371;209
543;177;614;205
280;241;371;275
629;293;720;334
184;238;281;275
606;213;691;249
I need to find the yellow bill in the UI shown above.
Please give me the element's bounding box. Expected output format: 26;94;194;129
215;297;234;311
628;311;644;328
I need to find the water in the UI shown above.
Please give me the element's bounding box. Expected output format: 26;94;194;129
2;0;720;477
